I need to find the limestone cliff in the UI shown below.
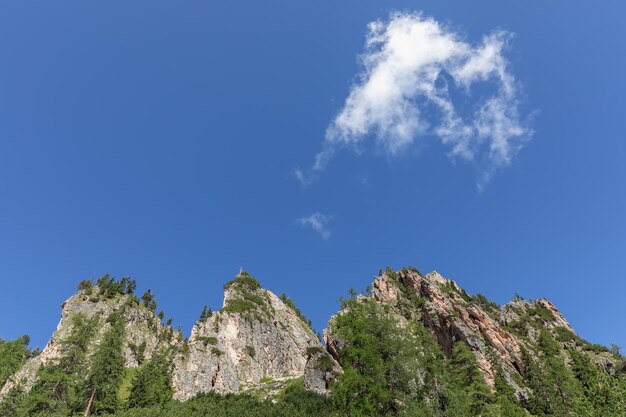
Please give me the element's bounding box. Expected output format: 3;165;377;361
172;273;322;400
2;268;621;410
0;279;177;400
0;273;325;404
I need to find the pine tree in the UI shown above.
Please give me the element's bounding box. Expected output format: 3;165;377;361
0;384;24;417
330;297;423;416
446;342;493;416
20;314;97;415
82;313;126;415
127;350;173;408
0;335;33;386
570;349;626;416
523;330;588;417
141;290;153;307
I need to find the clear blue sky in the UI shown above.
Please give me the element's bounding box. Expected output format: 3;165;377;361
1;1;624;351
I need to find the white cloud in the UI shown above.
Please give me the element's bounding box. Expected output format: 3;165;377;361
297;12;532;187
297;212;332;239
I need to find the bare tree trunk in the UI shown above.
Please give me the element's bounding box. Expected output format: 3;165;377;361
84;388;96;417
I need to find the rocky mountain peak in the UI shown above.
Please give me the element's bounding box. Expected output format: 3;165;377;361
327;267;599;401
0;278;176;401
3;268;623;417
172;272;323;400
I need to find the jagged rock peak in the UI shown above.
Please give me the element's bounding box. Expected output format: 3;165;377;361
172;272;323;400
0;277;178;400
327;267;586;401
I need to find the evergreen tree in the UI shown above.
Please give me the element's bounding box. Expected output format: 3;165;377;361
20;314;97;415
127;350;173;408
0;335;33;386
0;384;24;417
445;342;494;416
120;277;136;295
82;313;126;415
199;305;211;321
489;364;528;417
570;348;626;416
523;330;588;416
141;290;153;308
330;297;423;416
77;280;93;291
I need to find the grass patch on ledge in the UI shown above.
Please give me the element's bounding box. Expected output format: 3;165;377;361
224;271;261;292
220;272;273;320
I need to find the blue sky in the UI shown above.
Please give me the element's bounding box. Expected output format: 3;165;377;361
1;1;625;351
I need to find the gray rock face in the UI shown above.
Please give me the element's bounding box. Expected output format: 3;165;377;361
1;275;328;403
0;287;175;399
303;349;341;394
171;277;322;400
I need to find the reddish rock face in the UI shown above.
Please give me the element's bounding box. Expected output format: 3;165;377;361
536;298;574;332
327;269;579;399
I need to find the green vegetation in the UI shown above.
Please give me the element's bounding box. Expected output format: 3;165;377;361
305;345;337;372
330;296;423;416
96;275;137;300
19;313;99;415
327;290;528;417
0;336;36;387
197;336;218;347
516;328;626;417
127;350;173;409
221;296;266;315
141;290;157;312
0;276;176;417
472;293;500;315
199;305;212;321
385;267;425;319
83;313;127;415
129;341;147;366
223;271;260;292
220;272;273;319
244;345;255;358
107;384;335;417
280;293;314;330
116;368;137;404
3;271;626;417
522;330;586;416
530;303;555;322
306;346;323;356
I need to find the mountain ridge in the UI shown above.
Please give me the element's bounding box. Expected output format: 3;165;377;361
1;267;625;416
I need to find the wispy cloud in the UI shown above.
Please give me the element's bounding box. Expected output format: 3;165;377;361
297;212;332;239
297;12;533;188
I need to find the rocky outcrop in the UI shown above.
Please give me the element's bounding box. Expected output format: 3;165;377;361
303;348;341;394
3;268;613;406
536;298;574;332
1;273;325;403
324;269;583;400
171;273;322;400
0;285;176;399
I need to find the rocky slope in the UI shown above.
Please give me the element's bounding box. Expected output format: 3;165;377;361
323;268;621;401
2;267;622;414
172;273;323;400
0;272;326;404
0;277;177;400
